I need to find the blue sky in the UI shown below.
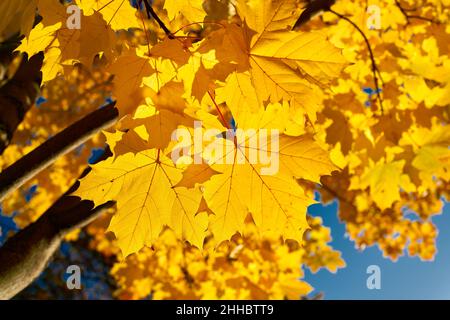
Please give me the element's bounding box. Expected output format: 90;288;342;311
305;200;450;299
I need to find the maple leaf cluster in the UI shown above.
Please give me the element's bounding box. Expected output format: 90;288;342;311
310;0;450;260
16;0;349;256
0;0;448;299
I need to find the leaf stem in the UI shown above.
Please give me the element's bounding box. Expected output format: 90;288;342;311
207;91;230;130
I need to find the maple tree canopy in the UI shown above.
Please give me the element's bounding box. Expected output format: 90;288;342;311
0;0;448;300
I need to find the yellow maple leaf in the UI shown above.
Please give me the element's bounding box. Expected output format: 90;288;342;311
200;7;347;125
202;105;336;243
236;0;301;41
401;124;450;183
18;23;61;58
357;159;416;210
107;47;155;114
76;0;141;31
75;130;206;256
18;2;116;82
163;0;206;23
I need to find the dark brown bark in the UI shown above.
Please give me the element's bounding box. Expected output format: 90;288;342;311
0;148;116;300
0;52;44;154
0;102;119;202
0;177;115;299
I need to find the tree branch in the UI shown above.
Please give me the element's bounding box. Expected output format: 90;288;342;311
327;9;384;114
0;52;44;154
394;0;439;24
0;101;119;202
0;148;116;300
0;181;115;300
140;0;174;39
293;2;385;114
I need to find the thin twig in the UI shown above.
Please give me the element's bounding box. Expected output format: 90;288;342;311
140;0;174;39
394;0;439;24
328;9;384;114
208;91;230;130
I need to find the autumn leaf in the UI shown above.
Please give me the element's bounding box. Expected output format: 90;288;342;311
76;0;142;31
202;103;336;243
197;8;347;127
75;130;206;256
164;0;206;23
